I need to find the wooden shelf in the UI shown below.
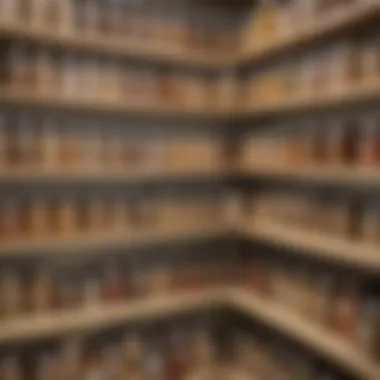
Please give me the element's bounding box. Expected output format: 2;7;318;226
0;224;228;256
0;289;224;344
237;3;380;66
240;219;380;273
0;22;230;69
240;165;380;186
227;288;380;380
0;88;231;119
0;166;231;183
240;82;380;119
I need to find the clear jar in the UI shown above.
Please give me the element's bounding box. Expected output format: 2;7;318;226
0;271;23;317
31;268;53;313
0;357;22;380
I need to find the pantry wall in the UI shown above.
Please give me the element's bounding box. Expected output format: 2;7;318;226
0;0;379;380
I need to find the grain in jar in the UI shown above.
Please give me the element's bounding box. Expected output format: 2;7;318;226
59;194;76;235
361;204;380;244
103;345;123;380
59;339;83;379
363;33;380;83
0;197;21;240
0;271;24;317
83;122;102;170
123;335;144;374
84;277;101;307
40;117;59;169
35;353;59;380
29;194;49;237
166;330;192;380
358;113;380;166
357;296;380;360
311;273;335;326
78;58;100;101
16;115;37;167
35;49;58;95
325;118;346;165
9;44;33;91
102;263;125;302
0;358;22;380
30;267;53;313
88;194;105;231
58;123;80;168
81;0;100;36
327;200;351;238
331;280;360;341
57;0;74;34
60;54;79;98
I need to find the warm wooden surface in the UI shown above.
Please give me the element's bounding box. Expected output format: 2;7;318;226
237;3;380;66
228;288;380;380
0;166;231;183
0;289;224;344
0;22;231;69
240;219;380;272
0;286;378;380
0;223;228;256
240;164;380;186
0;88;231;119
240;82;380;118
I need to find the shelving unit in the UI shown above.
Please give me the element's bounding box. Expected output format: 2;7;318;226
0;0;379;379
228;288;380;380
240;219;380;272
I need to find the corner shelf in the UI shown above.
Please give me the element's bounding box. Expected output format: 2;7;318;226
0;289;224;344
240;219;380;273
237;3;380;66
228;288;380;380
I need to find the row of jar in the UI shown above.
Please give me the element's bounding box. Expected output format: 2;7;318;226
233;328;357;380
253;191;380;244
0;194;230;241
0;0;233;55
0;116;229;171
0;259;229;319
240;257;380;361
0;324;222;380
243;34;380;108
240;0;373;54
241;113;380;169
3;46;236;109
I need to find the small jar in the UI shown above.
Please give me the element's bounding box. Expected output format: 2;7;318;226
0;113;6;168
30;195;49;237
16;115;36;167
84;277;101;308
0;271;24;317
35;49;57;95
357;297;380;360
363;33;380;84
361;205;380;245
88;195;104;231
358;113;380;167
59;339;83;380
102;264;124;302
331;281;360;341
0;357;22;380
60;54;79;99
57;0;74;34
59;195;76;235
0;197;20;240
35;354;59;380
9;45;31;91
122;336;144;374
325;118;346;165
30;268;53;313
